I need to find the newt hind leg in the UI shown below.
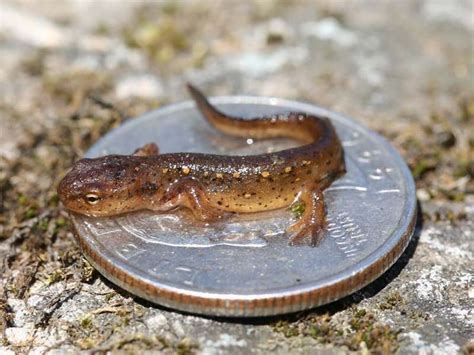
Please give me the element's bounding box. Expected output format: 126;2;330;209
159;178;229;222
287;183;327;247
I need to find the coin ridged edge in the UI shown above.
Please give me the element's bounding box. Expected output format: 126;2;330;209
72;206;416;317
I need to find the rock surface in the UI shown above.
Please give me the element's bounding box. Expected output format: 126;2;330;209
0;1;472;354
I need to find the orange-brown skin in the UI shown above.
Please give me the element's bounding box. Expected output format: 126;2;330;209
58;84;345;246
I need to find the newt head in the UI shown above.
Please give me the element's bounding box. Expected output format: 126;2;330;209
58;155;152;217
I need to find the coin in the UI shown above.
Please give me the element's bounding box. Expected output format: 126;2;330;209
71;95;416;317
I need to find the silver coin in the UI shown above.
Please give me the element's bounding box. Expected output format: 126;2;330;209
71;96;416;317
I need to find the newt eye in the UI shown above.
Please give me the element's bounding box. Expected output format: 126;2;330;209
85;193;100;205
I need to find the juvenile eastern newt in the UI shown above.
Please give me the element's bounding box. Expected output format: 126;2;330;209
58;84;346;246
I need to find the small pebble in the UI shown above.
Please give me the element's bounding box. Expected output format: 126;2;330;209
5;327;32;346
416;189;431;201
0;347;15;355
144;314;168;330
115;74;163;99
172;320;185;337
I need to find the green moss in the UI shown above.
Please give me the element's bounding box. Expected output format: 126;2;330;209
35;219;50;232
176;338;198;355
162;0;180;15
459;97;474;123
122;16;189;64
250;0;292;21
23;207;38;219
55;217;67;228
48;193;60;207
190;42;209;68
81;258;96;283
46;269;65;285
93;23;110;36
80;315;93;329
379;292;404;311
445;191;465;202
411;159;436;180
423;207;467;224
354;308;367;317
446;209;467;223
18;194;29;206
43;70;112;106
272;308;400;353
454;159;474;178
347;308;399;352
382;101;474;203
272;320;300;337
306;314;334;343
289;202;305;219
105;292;116;302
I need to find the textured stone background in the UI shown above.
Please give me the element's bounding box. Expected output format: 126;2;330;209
0;1;472;354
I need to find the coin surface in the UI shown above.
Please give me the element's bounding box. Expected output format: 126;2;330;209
71;96;416;317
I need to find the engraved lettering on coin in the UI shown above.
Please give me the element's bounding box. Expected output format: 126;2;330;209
327;212;369;259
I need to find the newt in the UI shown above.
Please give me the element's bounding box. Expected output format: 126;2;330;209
58;84;346;246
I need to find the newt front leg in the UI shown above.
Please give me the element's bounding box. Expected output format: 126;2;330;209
133;143;159;156
288;183;326;246
158;178;229;222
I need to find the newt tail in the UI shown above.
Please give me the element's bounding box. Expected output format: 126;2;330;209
58;84;346;246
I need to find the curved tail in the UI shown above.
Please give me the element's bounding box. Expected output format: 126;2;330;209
187;83;331;144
